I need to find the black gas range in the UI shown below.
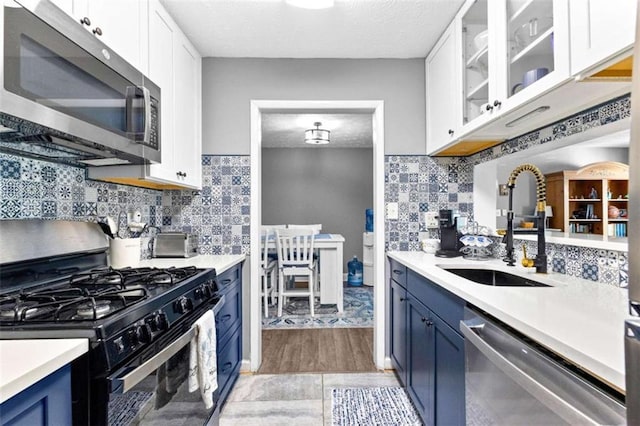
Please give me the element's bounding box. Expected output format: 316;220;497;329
0;220;223;425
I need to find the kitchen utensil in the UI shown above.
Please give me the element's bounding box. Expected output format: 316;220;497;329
117;211;128;238
98;221;114;239
511;67;549;94
106;216;118;238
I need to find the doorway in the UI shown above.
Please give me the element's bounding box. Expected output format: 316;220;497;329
249;100;385;372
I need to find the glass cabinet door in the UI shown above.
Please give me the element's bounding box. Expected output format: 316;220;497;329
461;0;490;126
504;0;555;100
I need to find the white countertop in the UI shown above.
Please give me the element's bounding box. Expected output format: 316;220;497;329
0;339;88;403
137;254;246;271
387;251;631;392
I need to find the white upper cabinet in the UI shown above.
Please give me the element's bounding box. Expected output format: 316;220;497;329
87;0;203;189
492;0;570;114
569;0;636;77
426;21;460;153
50;0;148;73
147;0;202;189
426;0;571;155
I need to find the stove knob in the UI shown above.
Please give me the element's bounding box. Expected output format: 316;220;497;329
155;312;169;331
113;337;125;354
136;324;153;344
194;287;204;300
175;297;193;314
128;328;139;346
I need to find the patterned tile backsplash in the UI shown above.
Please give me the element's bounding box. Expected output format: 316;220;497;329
0;94;630;287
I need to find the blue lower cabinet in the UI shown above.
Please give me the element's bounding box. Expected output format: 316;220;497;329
0;365;72;426
389;260;466;426
390;279;408;386
215;262;243;409
432;314;465;426
407;296;435;425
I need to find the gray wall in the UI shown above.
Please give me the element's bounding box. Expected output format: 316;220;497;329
202;58;425;155
262;147;373;268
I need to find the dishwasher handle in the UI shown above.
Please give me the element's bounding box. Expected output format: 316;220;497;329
460;319;611;426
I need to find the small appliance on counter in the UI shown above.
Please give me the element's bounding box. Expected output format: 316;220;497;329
435;209;463;258
152;232;198;258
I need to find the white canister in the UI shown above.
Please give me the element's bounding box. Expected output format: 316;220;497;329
422;239;440;254
109;238;141;268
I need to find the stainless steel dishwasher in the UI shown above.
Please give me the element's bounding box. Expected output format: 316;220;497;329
460;307;626;425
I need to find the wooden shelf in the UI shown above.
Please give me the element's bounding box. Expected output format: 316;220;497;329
545;161;628;237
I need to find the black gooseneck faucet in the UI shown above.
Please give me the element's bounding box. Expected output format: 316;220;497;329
503;163;548;274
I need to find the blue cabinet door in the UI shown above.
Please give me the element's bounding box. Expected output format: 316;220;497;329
433;313;465;426
407;295;434;425
390;279;408;386
0;365;72;426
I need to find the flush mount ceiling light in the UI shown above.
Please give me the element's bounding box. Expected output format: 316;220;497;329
285;0;335;9
305;122;330;145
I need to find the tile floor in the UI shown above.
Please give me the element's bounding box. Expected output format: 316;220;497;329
219;371;401;426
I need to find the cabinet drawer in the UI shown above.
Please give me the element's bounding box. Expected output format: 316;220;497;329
389;259;407;287
216;327;241;404
215;285;241;348
217;264;241;295
407;269;464;333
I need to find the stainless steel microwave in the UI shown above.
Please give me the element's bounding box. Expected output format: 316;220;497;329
0;0;160;166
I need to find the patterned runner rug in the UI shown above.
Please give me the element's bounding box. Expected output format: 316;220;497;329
262;286;373;329
331;387;422;426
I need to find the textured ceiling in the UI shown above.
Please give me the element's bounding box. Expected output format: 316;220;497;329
261;113;373;148
160;0;464;58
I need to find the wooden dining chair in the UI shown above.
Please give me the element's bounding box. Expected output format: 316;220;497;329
275;228;317;317
260;227;277;318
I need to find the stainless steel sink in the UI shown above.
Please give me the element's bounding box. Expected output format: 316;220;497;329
441;267;550;287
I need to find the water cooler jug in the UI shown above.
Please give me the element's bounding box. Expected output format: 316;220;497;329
347;256;363;286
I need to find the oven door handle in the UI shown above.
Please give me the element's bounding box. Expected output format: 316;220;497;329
109;326;195;394
109;295;225;394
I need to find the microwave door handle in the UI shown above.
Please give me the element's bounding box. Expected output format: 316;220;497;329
125;85;151;144
460;320;600;426
141;85;151;144
109;325;195;394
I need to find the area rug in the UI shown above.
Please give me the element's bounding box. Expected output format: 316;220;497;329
331;387;422;426
262;286;373;329
108;391;153;426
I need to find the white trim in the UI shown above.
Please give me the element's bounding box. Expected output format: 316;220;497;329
249;100;386;371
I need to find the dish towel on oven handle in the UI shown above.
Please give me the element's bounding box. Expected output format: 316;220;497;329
188;309;218;409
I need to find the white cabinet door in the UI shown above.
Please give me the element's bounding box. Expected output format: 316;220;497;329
569;0;636;77
52;0;147;72
148;1;177;184
147;0;202;189
82;0;148;72
173;34;202;188
425;21;461;154
426;21;460;154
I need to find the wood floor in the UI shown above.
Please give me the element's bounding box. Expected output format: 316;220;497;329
258;328;377;374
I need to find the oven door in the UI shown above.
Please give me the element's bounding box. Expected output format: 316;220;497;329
1;0;160;164
106;297;224;426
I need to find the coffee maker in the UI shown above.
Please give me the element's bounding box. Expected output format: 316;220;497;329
435;209;462;258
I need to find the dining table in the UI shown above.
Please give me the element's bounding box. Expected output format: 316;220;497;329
264;233;345;312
